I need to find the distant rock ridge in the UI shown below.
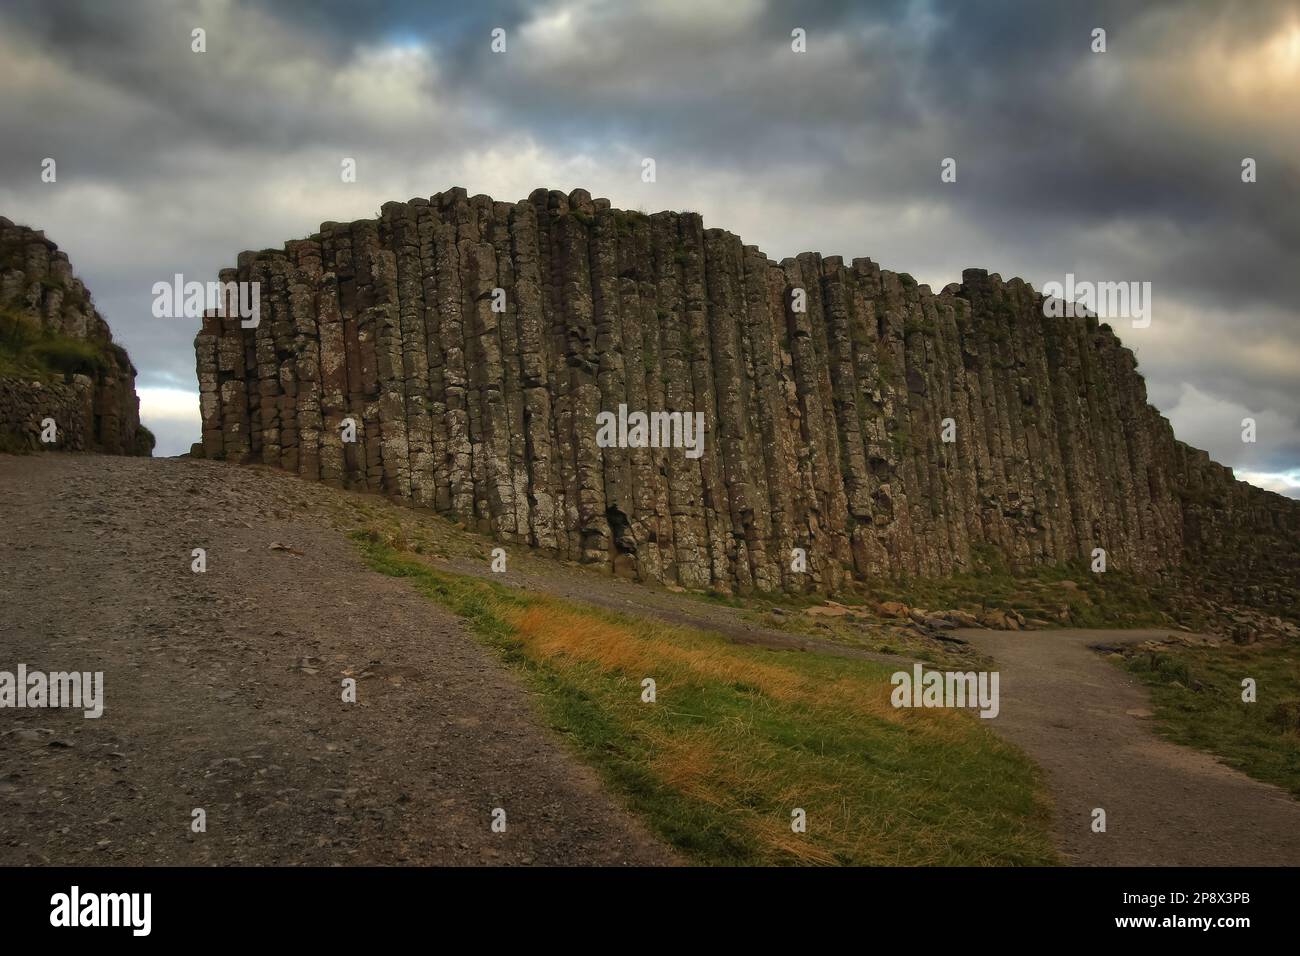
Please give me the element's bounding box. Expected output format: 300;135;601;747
192;187;1298;603
0;216;152;455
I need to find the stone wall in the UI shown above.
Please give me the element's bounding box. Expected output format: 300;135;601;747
0;376;95;452
193;187;1300;595
0;217;152;456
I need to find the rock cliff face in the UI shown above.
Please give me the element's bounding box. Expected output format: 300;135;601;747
192;187;1298;598
0;217;152;455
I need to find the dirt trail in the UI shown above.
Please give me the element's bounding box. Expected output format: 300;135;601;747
0;454;672;866
954;627;1300;866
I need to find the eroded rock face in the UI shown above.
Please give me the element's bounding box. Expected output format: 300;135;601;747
0;217;152;455
192;188;1299;597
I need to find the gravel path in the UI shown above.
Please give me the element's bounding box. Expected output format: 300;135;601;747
0;454;673;866
955;627;1300;866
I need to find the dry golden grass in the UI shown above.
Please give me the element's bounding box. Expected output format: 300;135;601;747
357;536;1058;866
512;603;807;697
508;600;913;724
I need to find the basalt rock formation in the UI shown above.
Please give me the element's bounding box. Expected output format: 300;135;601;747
0;217;152;455
192;187;1299;603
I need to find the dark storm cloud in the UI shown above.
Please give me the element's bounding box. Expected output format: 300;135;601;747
0;0;1294;490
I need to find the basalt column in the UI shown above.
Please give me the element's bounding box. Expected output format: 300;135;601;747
194;189;1300;597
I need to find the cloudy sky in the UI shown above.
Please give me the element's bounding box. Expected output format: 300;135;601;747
1;0;1296;495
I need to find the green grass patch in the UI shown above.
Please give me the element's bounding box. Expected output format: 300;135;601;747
1121;641;1300;798
0;308;122;381
867;545;1171;628
354;532;1057;866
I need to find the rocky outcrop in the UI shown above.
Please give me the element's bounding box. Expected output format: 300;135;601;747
0;217;152;455
192;188;1299;601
